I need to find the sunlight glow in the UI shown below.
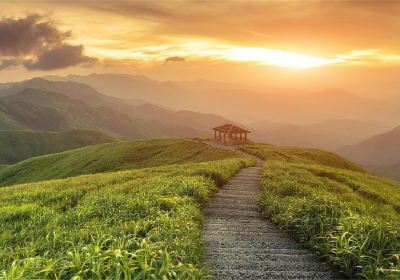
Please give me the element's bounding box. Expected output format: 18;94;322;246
222;47;343;69
84;40;400;70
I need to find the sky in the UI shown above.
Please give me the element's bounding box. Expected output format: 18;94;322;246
0;1;400;96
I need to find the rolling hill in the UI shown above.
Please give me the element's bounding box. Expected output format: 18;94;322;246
338;125;400;180
0;138;246;186
0;138;252;279
0;130;116;164
0;138;399;279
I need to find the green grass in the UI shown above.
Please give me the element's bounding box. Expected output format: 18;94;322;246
0;139;254;279
0;130;116;164
240;144;400;279
0;138;242;187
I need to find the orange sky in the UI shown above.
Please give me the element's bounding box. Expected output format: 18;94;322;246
1;1;400;96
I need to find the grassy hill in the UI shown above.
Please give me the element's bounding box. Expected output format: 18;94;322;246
0;130;116;164
0;139;253;279
240;144;400;279
0;139;246;186
0;111;21;130
1;139;399;279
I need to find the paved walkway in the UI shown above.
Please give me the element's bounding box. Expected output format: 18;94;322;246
203;147;342;279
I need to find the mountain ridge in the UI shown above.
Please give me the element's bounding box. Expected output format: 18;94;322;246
0;79;237;139
44;73;397;125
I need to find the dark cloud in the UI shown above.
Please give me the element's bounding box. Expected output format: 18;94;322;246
164;56;186;64
0;14;69;56
24;44;95;70
0;13;94;71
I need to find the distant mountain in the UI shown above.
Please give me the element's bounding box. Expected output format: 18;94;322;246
249;119;386;150
339;126;400;166
338;126;400;180
0;130;116;164
373;162;400;180
44;73;190;108
46;73;398;125
0;79;234;138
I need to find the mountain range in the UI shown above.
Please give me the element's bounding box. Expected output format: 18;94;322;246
46;73;400;125
0;78;233;138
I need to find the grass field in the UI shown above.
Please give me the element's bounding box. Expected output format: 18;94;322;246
0;139;253;279
240;144;400;279
0;130;116;164
0;139;243;186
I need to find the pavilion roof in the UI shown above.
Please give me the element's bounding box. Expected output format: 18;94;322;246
212;124;251;134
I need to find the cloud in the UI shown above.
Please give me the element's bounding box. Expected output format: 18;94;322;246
0;59;19;70
0;13;94;70
164;56;186;64
24;44;95;70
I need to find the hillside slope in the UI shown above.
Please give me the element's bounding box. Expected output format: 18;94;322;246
339;125;400;166
0;88;151;135
338;125;400;179
374;162;400;180
0;130;116;164
0;138;246;186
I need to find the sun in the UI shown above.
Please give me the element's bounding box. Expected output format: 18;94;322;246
222;46;343;69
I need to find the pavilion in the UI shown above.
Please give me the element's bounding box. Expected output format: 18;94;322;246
212;124;251;145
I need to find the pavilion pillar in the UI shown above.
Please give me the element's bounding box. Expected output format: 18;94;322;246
214;130;217;141
244;133;247;143
240;133;242;144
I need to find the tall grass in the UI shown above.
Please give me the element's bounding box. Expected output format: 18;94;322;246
0;139;254;279
0;159;253;279
241;144;400;279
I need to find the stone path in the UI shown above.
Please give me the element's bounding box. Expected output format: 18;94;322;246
203;157;343;279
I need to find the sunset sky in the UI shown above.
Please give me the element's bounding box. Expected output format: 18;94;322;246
1;1;400;95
